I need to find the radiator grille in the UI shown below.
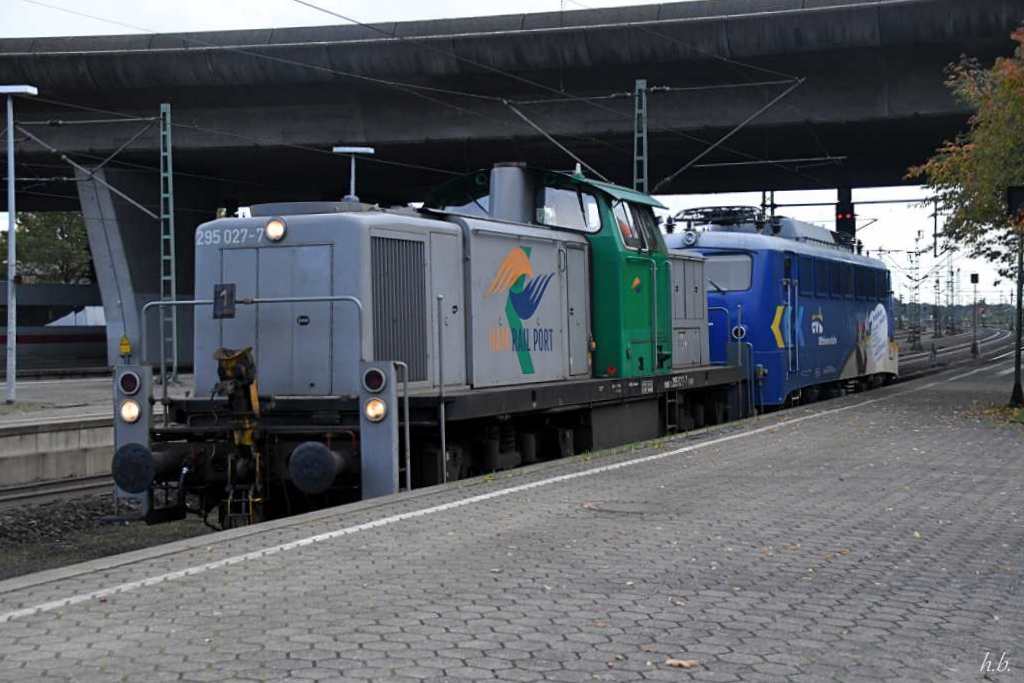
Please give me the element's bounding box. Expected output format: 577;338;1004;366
371;237;428;381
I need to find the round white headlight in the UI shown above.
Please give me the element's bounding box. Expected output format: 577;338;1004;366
119;399;141;424
364;397;387;423
264;217;287;242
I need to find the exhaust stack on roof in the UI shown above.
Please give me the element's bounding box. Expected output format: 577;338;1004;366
489;162;534;224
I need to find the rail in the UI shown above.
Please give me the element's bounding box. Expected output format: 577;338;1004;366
0;475;113;510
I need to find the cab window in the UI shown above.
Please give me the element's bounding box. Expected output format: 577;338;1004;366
536;187;600;233
612;200;645;249
704;254;752;292
631;204;663;251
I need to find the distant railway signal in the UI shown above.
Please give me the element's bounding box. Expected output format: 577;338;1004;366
835;201;856;237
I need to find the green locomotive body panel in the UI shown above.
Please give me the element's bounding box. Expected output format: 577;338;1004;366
580;180;672;379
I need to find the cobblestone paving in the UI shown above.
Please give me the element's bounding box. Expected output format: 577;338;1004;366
0;361;1021;682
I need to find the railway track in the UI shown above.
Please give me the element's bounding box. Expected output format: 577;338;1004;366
2;327;1017;510
0;475;113;510
901;328;1003;363
900;327;1013;377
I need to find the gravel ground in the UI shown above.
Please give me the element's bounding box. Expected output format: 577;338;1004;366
0;494;212;581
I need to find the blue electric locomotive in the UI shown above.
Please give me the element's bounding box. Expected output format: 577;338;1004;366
666;207;898;408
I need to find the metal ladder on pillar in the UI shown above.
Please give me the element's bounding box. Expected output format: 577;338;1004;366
158;102;177;382
633;78;648;194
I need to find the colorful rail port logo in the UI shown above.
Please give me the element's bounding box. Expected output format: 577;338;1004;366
486;247;555;374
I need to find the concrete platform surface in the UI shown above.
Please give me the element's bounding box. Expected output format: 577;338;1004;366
0;359;1022;682
0;377;113;429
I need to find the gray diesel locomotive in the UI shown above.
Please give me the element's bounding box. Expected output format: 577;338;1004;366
111;164;743;527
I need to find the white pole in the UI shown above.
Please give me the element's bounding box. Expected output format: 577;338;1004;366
349;154;356;200
332;146;374;203
5;95;16;403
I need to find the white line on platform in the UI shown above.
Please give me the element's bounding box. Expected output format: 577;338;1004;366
997;366;1017;376
0;360;997;624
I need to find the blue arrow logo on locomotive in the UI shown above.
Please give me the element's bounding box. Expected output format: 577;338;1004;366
772;304;806;348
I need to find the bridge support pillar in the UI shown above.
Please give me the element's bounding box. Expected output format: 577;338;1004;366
76;168;218;368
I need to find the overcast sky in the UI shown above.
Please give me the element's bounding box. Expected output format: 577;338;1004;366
1;0;1014;307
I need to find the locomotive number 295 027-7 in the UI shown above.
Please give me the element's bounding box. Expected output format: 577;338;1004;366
195;228;263;246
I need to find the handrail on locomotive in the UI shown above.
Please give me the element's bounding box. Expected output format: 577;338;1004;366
137;294;368;422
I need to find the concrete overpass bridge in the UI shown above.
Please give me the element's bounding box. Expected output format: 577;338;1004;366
0;0;1020;365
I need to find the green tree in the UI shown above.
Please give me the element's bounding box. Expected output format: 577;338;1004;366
0;211;94;284
908;27;1024;405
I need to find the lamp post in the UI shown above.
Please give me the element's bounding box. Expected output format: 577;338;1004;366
332;146;375;203
1008;186;1024;407
1;85;37;404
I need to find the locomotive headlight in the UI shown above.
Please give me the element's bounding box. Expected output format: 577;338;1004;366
119;399;141;424
364;397;387;423
264;217;287;242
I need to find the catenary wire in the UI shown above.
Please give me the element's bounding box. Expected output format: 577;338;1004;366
652;78;806;192
27;95;462;178
290;0;811;185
